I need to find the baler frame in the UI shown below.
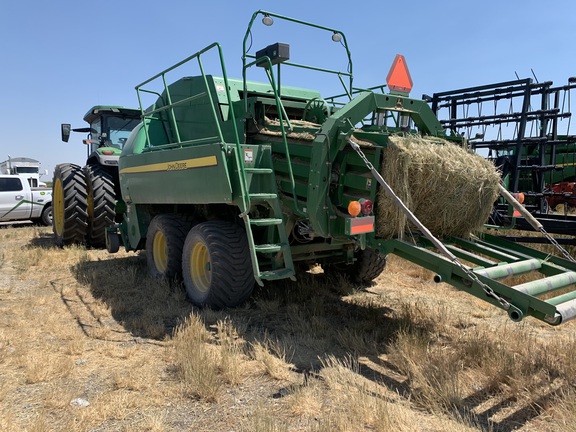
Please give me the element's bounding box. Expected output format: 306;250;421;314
112;10;576;325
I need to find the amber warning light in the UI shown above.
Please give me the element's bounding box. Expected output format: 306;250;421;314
386;54;413;94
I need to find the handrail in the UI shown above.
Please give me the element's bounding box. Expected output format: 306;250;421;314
242;10;353;109
135;42;249;212
144;92;208;118
244;55;353;81
242;10;354;216
326;84;388;103
142;137;221;152
245;56;299;212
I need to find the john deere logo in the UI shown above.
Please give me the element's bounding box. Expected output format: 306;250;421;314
167;162;187;171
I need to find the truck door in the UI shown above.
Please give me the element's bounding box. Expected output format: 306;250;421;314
0;177;31;220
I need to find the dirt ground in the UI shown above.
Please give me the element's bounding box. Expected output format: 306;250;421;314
0;225;575;432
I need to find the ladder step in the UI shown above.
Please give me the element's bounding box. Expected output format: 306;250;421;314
249;193;277;201
245;167;273;175
474;258;542;280
260;268;294;280
513;271;576;296
250;218;283;226
254;243;283;253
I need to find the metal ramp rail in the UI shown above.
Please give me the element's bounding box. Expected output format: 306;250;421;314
384;233;576;325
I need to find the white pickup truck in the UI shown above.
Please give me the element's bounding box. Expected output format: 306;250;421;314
0;175;52;226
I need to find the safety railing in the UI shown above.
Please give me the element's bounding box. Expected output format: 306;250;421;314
241;10;354;215
134;42;251;212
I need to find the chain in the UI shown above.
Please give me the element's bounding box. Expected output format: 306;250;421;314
498;184;576;263
347;136;513;310
449;257;511;310
538;227;576;263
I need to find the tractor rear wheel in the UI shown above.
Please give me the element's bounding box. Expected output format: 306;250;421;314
182;221;254;308
146;214;191;280
52;163;88;247
328;248;387;284
84;165;116;248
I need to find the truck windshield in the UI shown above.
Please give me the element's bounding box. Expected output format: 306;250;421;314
15;167;39;174
106;116;141;149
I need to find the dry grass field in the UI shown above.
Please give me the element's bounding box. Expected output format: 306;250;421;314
1;225;575;431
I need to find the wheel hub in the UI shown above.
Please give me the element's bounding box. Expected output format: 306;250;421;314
191;242;211;292
53;178;64;235
153;231;168;273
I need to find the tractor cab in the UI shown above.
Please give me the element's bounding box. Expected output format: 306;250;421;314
61;106;141;166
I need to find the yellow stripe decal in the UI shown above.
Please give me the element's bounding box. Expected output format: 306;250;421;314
120;156;218;174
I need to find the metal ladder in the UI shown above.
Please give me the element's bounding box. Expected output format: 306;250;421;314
238;145;295;286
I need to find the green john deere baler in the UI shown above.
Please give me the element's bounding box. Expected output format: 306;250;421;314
107;10;576;326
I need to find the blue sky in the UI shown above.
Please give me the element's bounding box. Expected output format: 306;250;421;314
1;0;575;180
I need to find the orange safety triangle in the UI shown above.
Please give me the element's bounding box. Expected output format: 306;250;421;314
386;54;413;94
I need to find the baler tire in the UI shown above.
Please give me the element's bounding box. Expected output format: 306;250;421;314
329;248;387;284
52;163;88;247
146;214;190;281
84;165;116;248
182;221;254;309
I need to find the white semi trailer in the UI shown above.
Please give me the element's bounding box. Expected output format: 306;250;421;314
0;157;47;187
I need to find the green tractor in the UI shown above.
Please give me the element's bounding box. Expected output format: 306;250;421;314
106;11;576;326
53;106;141;247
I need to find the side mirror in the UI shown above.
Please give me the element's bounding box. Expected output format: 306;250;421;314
61;123;71;142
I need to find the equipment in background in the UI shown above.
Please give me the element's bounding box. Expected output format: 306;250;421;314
430;77;576;237
52;106;141;247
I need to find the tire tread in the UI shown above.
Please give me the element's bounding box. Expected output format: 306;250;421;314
53;163;88;246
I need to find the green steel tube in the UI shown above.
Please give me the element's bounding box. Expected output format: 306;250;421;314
547;290;576;306
474;258;541;280
513;272;576;296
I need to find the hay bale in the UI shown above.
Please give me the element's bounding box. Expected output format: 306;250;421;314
376;135;500;239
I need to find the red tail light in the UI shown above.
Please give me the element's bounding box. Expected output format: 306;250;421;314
360;199;373;215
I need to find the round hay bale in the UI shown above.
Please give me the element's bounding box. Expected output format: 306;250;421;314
376;135;500;239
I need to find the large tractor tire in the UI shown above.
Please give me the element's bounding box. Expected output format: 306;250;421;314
52;163;88;247
84;165;116;248
328;248;387;284
146;214;191;280
182;221;254;308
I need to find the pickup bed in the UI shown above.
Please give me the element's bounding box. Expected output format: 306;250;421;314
0;175;52;225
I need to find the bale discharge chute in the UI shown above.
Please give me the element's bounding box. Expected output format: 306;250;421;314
108;10;576;325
